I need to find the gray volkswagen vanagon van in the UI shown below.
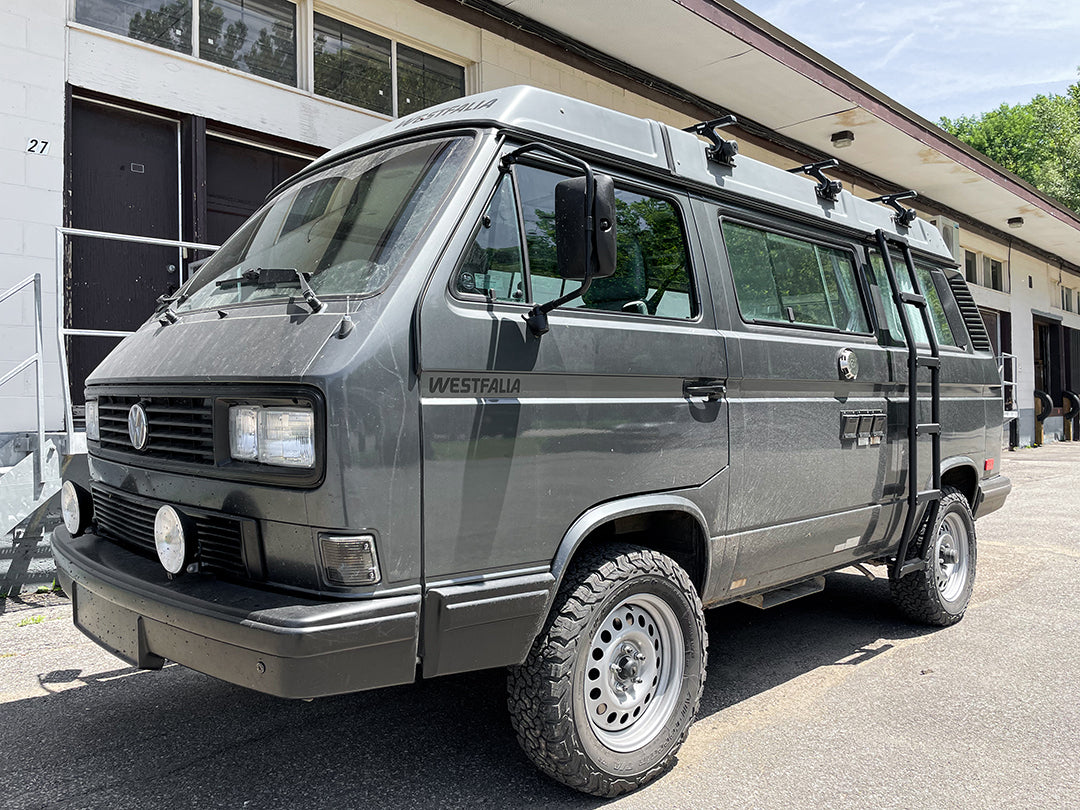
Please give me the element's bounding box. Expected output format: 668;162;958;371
53;85;1011;796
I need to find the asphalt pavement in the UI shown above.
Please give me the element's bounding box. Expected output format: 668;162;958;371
1;443;1078;809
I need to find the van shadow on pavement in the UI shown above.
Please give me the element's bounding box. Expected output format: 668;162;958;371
4;570;935;809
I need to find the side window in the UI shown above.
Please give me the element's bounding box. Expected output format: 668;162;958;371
866;251;956;347
720;221;869;332
454;163;696;319
454;174;526;302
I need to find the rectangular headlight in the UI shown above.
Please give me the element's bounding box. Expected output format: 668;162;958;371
229;405;315;468
258;408;315;468
85;399;100;442
229;406;259;461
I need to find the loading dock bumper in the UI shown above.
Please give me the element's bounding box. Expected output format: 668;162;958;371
52;527;420;699
974;474;1012;519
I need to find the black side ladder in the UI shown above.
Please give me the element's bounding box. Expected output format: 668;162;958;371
874;230;942;580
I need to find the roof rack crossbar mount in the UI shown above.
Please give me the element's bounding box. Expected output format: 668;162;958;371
788;159;842;202
683;115;739;167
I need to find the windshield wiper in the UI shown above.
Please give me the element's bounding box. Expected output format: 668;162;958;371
215;267;325;313
155;292;186;326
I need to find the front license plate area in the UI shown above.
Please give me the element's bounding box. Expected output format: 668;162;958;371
72;582;161;668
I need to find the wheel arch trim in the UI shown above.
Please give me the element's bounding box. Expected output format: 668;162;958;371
550;494;714;598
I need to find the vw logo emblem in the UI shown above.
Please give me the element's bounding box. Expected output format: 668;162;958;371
128;404;149;450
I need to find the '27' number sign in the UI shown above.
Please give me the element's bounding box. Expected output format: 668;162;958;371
26;138;50;155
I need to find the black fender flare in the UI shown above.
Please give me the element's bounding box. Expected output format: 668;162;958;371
549;494;714;602
1062;390;1080;420
1034;389;1053;422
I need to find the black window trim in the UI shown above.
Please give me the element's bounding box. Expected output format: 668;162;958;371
717;212;876;337
447;149;705;326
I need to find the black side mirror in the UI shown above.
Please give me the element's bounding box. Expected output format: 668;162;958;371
554;174;616;280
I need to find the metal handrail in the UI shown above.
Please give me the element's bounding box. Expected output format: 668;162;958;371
0;274;46;484
999;352;1018;421
55;227;220;447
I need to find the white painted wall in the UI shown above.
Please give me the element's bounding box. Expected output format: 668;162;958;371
0;0;66;434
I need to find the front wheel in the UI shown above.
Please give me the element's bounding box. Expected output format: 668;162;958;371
507;544;706;797
890;487;977;626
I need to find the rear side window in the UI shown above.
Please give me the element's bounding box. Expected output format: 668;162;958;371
455;164;696;319
866;250;957;347
721;221;869;333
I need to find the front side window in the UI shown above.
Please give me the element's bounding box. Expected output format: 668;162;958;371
866;251;957;347
176;135;474;312
455;164;696;320
721;221;869;333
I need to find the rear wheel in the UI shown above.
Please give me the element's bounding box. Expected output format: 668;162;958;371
890;487;977;626
507;544;706;797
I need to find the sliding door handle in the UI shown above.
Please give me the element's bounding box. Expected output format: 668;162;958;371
683;378;726;401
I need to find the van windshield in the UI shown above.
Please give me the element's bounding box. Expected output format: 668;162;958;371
176;135;474;312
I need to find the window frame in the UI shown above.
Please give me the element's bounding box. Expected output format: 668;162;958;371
448;153;704;325
862;246;967;352
72;1;469;114
717;213;875;337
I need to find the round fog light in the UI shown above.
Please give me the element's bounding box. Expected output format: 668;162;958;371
154;505;190;574
61;481;90;536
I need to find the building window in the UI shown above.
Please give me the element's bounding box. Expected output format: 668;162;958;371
983;256;1005;291
313;14;465;117
77;0;297;85
1063;286;1075;313
397;44;466;116
964;250;978;284
313;14;393;115
76;0;194;54
200;0;297;86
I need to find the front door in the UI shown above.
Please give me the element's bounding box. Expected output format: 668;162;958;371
68;99;181;405
418;156;728;581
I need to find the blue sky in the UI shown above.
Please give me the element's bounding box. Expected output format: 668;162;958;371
735;0;1080;121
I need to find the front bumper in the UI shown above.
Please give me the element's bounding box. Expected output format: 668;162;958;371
974;473;1012;519
52;527;420;699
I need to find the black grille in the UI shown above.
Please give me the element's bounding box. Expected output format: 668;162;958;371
97;395;215;464
946;273;993;353
91;486;250;579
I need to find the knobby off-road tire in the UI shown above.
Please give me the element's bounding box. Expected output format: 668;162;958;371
507;544;707;797
890;487;977;626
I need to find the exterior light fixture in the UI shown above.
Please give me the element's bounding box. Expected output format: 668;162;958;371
831;130;855;148
1007;216;1024;229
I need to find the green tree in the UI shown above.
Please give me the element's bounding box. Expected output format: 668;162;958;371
940;77;1080;213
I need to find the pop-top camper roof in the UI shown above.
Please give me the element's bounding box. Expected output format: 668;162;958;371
303;85;953;262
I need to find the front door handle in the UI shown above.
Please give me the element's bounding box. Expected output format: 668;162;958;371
683;378;726;401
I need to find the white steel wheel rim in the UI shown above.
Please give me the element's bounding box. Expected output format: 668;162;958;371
583;593;685;753
935;512;970;603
